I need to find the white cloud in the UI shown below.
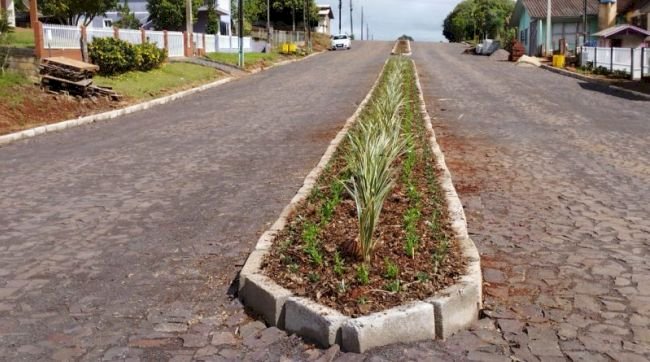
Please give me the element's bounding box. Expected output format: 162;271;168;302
317;0;460;41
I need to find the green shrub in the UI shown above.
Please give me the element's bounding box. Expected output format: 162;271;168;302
89;37;166;76
137;41;167;71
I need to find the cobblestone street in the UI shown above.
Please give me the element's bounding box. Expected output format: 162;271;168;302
1;41;649;361
410;43;650;361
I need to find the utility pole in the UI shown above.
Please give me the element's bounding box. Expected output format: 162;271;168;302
349;0;353;38
360;6;363;40
238;0;244;67
338;0;342;34
582;0;587;47
546;0;552;56
186;0;193;56
267;0;272;50
366;23;369;42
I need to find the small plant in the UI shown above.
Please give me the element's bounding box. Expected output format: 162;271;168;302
384;258;399;279
403;207;421;257
302;221;323;266
305;243;323;266
416;272;430;282
357;296;367;305
432;239;450;274
308;272;320;283
288;263;299;273
333;251;345;276
320;180;344;224
384;279;401;293
356;264;370;285
404;233;419;257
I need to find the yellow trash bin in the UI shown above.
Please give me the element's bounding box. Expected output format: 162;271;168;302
552;55;566;68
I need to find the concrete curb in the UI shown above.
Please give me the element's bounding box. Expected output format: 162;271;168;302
411;59;483;339
0;51;327;148
540;64;650;100
238;56;482;353
341;302;435;353
249;50;326;74
0;77;232;147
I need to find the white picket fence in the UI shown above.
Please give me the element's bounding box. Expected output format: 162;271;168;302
41;23;252;58
580;46;650;80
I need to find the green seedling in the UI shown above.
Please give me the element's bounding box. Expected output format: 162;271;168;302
334;251;345;276
356;263;370;285
384;258;399;280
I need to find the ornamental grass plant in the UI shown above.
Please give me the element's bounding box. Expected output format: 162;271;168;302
345;58;409;263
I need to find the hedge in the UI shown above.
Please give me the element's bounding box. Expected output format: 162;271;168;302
89;37;167;76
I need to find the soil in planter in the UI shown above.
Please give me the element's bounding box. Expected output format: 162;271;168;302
263;58;466;317
395;40;410;55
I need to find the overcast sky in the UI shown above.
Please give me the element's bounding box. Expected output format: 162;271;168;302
316;0;460;42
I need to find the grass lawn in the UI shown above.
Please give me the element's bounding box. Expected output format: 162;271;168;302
3;27;35;48
94;62;225;100
206;52;280;68
0;71;29;104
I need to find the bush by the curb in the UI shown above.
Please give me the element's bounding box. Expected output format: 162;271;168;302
89;38;167;75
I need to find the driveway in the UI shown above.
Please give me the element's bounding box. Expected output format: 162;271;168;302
0;41;393;361
409;43;650;361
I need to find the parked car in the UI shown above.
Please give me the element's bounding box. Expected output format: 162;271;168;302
330;34;351;50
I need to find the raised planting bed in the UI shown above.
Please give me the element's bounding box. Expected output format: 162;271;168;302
392;39;412;56
239;57;481;353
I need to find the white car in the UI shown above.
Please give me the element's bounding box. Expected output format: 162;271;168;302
330;34;351;50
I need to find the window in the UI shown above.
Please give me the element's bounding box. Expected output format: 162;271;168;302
103;19;113;28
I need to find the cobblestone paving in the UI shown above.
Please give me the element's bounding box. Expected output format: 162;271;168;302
409;43;650;361
2;41;649;362
0;42;395;362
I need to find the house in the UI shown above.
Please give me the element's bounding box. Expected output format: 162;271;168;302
511;0;601;56
0;0;16;27
593;23;650;47
316;4;334;35
92;0;231;35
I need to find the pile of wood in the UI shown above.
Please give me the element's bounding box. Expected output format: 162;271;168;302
40;57;121;100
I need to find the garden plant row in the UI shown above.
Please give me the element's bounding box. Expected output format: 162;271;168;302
239;55;481;352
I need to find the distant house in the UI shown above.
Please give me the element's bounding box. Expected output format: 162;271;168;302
511;0;600;56
0;0;16;27
316;4;334;35
92;0;232;35
593;23;650;47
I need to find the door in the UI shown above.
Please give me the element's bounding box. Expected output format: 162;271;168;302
529;20;538;56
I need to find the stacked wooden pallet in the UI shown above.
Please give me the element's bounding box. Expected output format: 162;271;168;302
40;57;121;100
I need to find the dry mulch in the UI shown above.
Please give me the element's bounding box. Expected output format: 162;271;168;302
263;60;466;317
0;83;123;136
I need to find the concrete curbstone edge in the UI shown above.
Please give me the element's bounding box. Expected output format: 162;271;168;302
238;273;292;328
341;302;435;353
284;297;349;348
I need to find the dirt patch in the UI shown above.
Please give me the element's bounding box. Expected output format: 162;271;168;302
0;84;124;136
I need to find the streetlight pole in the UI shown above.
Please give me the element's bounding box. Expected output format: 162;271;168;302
238;0;244;67
546;0;552;56
267;0;271;50
338;0;342;34
186;0;193;56
349;0;353;38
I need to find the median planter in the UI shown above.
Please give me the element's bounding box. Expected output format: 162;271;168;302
239;56;481;353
